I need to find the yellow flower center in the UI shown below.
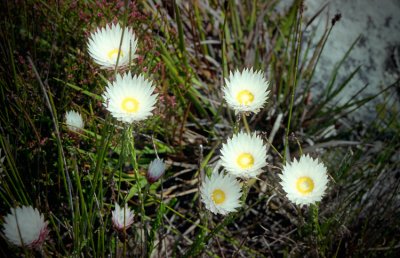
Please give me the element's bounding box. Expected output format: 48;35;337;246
237;153;254;169
296;176;314;194
236;90;254;105
212;189;226;204
121;97;139;113
107;48;124;60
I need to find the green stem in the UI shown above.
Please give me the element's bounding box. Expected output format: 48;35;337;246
233;113;241;134
241;113;251;134
296;205;305;227
117;126;130;203
128;126;147;256
309;203;326;256
240;180;250;204
310;204;322;248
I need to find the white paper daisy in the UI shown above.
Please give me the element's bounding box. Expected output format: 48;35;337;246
112;203;135;231
223;68;270;113
200;172;242;215
102;72;158;123
279;154;329;206
2;206;49;249
65;110;84;132
220;132;268;178
87;23;138;69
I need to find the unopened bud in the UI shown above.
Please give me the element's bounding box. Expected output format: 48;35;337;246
146;158;166;184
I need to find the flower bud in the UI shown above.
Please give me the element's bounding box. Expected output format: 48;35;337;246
65;110;84;132
146;158;166;184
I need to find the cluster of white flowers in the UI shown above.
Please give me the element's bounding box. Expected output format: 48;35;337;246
86;23;163;233
200;68;329;215
64;23;158;130
86;23;165;235
1;22;159;251
0;21;331;253
201;69;271;215
87;23;158;124
87;23;163;235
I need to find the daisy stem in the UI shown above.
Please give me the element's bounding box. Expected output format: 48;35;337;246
198;144;204;210
241;113;251;134
150;135;167;256
128;126;147;256
240;180;250;203
296;205;305;227
123;230;127;257
234;113;241;134
117;126;130;203
310;204;321;240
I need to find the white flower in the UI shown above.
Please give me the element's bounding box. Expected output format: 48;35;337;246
147;158;166;184
2;206;49;249
65;110;84;132
112;203;134;231
279;154;329;206
87;23;138;69
102;72;158;123
220;132;267;178
223;68;270;113
200;172;242;215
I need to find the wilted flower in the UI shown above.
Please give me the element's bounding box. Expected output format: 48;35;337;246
279;154;329;206
200;172;242;215
112;203;134;231
146;158;166;184
220;132;268;178
223;68;270;114
65;110;84;132
2;206;49;249
102;72;158;123
87;23;138;69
